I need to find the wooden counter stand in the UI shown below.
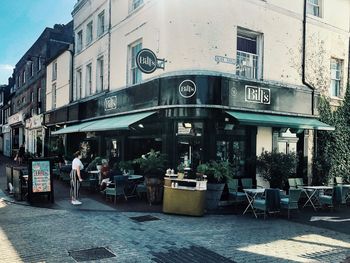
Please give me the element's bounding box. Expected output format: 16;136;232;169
162;177;207;216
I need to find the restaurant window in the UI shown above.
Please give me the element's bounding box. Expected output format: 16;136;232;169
86;21;93;45
97;10;105;37
52;61;57;81
128;40;142;85
129;0;144;13
76;30;83;52
307;0;322;17
276;129;298;154
86;63;92;95
52;83;57;109
236;28;263;80
330;58;342;97
97;57;104;92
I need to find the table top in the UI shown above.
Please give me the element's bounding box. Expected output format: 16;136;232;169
128;175;143;180
303;186;333;190
88;170;100;174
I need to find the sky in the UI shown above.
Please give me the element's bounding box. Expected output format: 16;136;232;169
0;0;76;85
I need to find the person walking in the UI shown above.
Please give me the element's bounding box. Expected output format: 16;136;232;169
18;144;25;164
70;151;84;205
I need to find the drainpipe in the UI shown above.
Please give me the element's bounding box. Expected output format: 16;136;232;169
68;44;74;103
302;0;315;116
107;0;111;91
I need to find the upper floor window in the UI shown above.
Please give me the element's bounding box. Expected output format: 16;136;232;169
236;29;263;80
52;61;57;81
86;21;93;45
330;58;342;97
18;75;21;88
23;70;26;84
76;68;82;99
307;0;322;17
97;11;105;37
38;87;42;102
128;40;142;85
30;62;34;78
129;0;143;13
97;57;104;92
77;30;83;52
52;83;57;109
86;63;92;95
38;57;42;71
31;91;34;102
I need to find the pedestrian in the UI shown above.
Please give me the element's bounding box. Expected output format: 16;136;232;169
70;151;84;205
18;144;25;164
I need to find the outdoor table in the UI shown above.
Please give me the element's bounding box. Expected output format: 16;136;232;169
243;188;265;215
302;186;333;211
106;175;143;197
88;170;100;180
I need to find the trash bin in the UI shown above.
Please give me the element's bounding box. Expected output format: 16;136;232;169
12;166;28;201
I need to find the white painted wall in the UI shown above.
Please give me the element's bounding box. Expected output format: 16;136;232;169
46;50;72;110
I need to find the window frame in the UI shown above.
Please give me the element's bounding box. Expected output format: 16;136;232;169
76;68;83;100
129;0;144;13
236;28;263;80
330;58;343;98
77;30;83;52
96;57;104;92
52;61;57;81
52;83;57;109
97;11;105;37
128;40;143;85
306;0;322;18
86;63;92;95
86;21;93;45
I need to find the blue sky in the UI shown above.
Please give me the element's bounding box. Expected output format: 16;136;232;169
0;0;75;84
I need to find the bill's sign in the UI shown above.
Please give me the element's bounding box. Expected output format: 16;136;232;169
245;85;270;104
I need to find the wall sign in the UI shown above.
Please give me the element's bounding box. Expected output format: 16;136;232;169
245;85;270;105
179;80;197;98
136;48;166;74
214;55;236;65
104;96;117;111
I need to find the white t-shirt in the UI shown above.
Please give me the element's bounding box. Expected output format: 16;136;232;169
72;158;84;170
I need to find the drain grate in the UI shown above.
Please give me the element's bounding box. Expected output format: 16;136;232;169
69;247;116;262
152;245;236;263
301;248;348;262
129;215;160;222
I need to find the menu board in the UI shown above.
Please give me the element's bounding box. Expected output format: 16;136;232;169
32;160;51;193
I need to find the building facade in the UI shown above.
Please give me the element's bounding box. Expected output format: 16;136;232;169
49;0;349;182
9;22;73;157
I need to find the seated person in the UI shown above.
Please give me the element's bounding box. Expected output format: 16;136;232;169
99;160;110;191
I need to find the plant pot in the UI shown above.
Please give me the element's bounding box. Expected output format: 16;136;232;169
206;183;225;210
145;177;164;205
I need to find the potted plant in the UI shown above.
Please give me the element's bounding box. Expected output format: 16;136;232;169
118;160;134;175
197;160;234;209
256;150;298;189
86;156;102;171
133;149;167;204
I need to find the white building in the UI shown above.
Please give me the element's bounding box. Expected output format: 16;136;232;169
52;0;348;181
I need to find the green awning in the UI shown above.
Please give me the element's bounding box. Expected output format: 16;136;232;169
226;111;335;131
53;111;156;135
80;111;155;132
52;121;98;135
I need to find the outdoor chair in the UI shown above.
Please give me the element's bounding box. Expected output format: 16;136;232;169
340;186;350;205
280;189;302;219
136;180;147;199
294;178;305;188
253;189;281;219
335;176;344;185
241;178;253;189
319;186;342;211
288;178;297;189
227;179;246;202
105;175;128;204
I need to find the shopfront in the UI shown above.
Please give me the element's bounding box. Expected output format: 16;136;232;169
8;112;25;157
25;114;44;157
49;72;333;178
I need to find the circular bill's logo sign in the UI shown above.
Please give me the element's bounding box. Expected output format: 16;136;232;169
136;48;157;74
179;80;197;98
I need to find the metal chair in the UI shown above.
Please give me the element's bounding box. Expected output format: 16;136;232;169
105;175;128;204
340;185;350;205
288;178;297;189
227;179;246;202
253;189;281;219
280;189;302;219
319;186;342;211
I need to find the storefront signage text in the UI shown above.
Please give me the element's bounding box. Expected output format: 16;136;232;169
26;115;42;129
104;96;117;111
214;55;236;65
245;85;270;104
8;112;24;125
179;80;197;98
136;48;166;74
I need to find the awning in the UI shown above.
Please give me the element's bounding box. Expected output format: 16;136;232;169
52;111;156;135
226;111;335;131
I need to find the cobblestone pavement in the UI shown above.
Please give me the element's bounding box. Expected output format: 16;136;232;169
0;193;350;263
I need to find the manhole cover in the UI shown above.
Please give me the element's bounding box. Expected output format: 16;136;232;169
69;247;115;262
129;215;160;222
152;245;236;263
